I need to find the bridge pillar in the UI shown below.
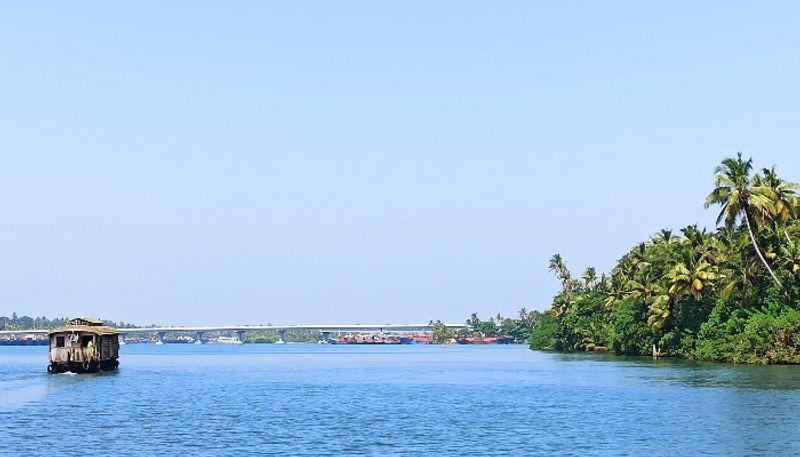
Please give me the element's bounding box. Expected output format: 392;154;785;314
195;331;204;344
276;329;286;344
234;331;246;344
155;332;165;345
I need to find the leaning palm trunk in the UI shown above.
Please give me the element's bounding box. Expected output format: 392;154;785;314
744;212;782;287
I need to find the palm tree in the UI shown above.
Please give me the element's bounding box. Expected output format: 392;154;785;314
646;291;671;333
757;166;798;243
652;229;676;245
468;313;481;327
548;254;572;291
626;268;664;307
582;267;598;290
780;239;800;274
705;153;781;286
580;322;603;351
604;275;627;309
550;295;571;318
666;253;720;300
716;227;760;304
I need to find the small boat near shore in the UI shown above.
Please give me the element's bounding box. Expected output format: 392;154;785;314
162;336;196;344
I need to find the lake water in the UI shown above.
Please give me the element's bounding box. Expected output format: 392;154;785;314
1;344;799;456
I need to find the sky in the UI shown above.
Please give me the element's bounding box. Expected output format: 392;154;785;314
1;2;799;325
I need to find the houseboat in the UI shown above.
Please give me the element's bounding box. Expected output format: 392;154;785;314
48;317;120;373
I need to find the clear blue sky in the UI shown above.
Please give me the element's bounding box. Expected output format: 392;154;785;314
1;2;799;325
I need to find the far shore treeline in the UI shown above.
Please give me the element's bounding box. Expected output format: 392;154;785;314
0;314;137;330
2;311;544;345
531;154;800;364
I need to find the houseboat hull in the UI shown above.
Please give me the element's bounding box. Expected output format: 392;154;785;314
48;358;119;374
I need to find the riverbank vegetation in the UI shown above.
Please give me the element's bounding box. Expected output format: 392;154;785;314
530;154;800;363
430;309;543;343
245;329;321;343
1;314;137;330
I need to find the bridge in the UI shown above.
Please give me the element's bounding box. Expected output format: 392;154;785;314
0;323;467;344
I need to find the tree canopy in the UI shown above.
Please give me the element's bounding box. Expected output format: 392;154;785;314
531;154;800;363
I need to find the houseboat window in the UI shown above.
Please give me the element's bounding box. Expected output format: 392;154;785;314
55;336;65;347
81;336;93;347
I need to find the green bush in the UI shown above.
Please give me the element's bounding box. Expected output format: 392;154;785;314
608;298;652;355
529;313;559;350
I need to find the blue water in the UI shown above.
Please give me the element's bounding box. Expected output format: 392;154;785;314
1;344;800;456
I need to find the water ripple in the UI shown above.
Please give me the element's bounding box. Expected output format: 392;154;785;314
1;345;799;455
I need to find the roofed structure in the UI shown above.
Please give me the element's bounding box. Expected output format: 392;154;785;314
68;317;104;326
47;317;121;373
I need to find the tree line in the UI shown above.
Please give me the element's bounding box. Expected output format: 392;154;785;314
1;313;138;330
530;154;800;363
429;308;544;343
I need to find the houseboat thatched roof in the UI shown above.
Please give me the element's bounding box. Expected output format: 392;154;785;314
68;317;104;326
48;317;119;336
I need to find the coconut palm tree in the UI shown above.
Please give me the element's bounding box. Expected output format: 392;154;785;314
604;275;627;309
666;255;720;300
548;254;572;291
780;239;800;275
582;267;598;290
757;166;798;243
705;153;781;286
716;227;760;304
652;229;676;245
468;313;481;327
626;270;663;306
580;322;603;351
646;291;671;333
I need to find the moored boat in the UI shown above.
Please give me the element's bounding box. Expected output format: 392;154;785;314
162;335;196;344
212;336;243;345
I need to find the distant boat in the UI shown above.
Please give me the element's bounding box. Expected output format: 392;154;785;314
162;336;195;344
212;336;243;345
456;336;512;344
331;333;403;344
123;336;148;344
399;337;416;345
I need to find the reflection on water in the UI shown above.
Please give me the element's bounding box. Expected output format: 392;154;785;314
553;351;800;390
1;345;799;455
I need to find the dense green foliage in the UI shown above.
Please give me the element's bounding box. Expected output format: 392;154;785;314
463;309;544;343
245;329;321;343
530;154;800;363
1;313;137;330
